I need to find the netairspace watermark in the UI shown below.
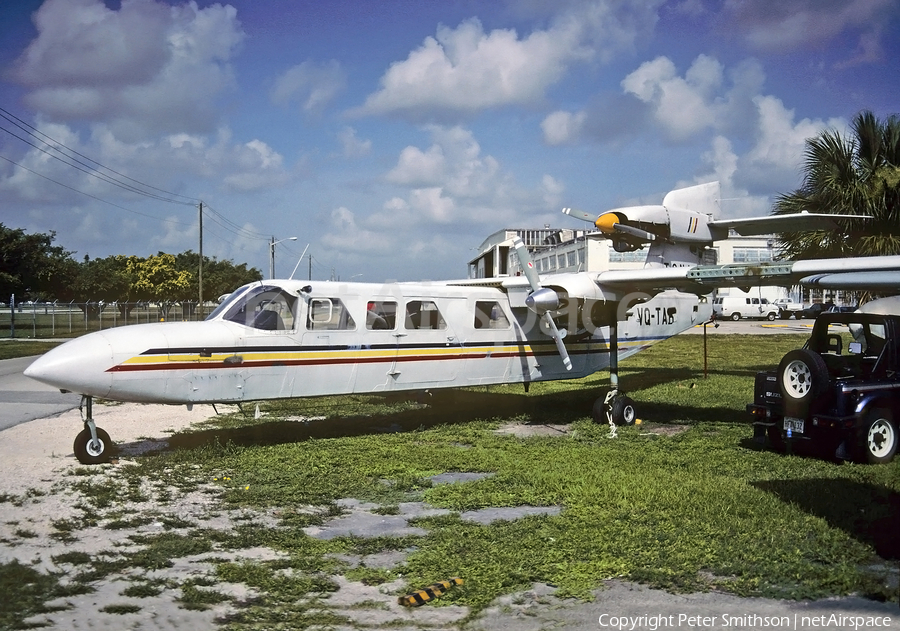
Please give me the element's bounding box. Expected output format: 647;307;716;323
598;613;894;631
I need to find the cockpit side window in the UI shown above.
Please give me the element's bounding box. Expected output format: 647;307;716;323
221;285;297;331
307;298;356;330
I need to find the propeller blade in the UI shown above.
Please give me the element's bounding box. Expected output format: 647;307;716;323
511;236;541;291
561;207;597;224
614;223;657;242
542;313;572;371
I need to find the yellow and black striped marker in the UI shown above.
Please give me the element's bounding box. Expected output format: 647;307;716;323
398;577;464;606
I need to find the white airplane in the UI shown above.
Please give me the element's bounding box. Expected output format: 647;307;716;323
25;182;900;464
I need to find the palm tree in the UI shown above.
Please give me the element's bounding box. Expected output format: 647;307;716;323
774;111;900;260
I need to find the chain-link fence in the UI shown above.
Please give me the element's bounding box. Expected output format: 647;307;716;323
0;301;214;339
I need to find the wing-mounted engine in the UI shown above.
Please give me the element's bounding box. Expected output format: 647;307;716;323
563;182;720;253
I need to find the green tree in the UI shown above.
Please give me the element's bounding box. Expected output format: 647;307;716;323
0;224;78;301
73;255;134;310
128;253;192;305
774;110;900;259
174;250;262;303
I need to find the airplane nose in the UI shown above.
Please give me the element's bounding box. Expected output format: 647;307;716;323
24;332;114;398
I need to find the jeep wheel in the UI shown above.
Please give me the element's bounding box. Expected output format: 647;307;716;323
777;349;828;407
858;408;897;464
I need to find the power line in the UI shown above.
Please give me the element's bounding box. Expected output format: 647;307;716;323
0;107;198;206
0;153;194;227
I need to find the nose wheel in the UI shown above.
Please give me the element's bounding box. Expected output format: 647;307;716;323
74;396;115;465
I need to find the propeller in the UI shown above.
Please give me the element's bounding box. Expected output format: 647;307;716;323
511;236;572;371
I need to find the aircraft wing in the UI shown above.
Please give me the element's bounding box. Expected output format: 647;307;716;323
708;212;870;238
594;255;900;296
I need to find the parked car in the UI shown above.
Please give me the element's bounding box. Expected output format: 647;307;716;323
798;302;833;319
773;298;806;319
747;311;899;464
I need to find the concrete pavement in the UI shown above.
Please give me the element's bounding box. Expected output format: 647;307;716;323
0;355;81;432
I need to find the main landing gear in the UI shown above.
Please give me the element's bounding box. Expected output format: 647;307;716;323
73;395;114;465
590;318;637;430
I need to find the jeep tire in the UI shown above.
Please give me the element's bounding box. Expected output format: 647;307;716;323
857;408;897;464
777;349;828;412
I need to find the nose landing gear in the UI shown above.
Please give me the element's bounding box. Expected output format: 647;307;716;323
74;396;114;465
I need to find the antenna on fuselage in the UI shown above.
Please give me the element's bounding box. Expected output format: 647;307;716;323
289;244;310;280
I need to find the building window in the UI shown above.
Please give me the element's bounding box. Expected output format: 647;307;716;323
608;250;647;262
732;248;775;263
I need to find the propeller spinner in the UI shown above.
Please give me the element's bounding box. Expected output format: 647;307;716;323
562;207;657;244
511;237;572;371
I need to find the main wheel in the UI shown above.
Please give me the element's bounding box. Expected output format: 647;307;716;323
857;408;897;464
777;349;828;406
610;395;636;426
730;312;741;321
73;427;113;465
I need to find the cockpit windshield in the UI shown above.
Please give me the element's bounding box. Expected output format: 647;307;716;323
205;285;251;321
213;285;298;331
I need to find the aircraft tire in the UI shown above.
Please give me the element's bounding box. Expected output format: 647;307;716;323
611;395;636;426
73;427;114;465
856;408;897;465
591;397;607;424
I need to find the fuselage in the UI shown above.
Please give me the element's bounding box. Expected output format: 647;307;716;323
24;276;711;404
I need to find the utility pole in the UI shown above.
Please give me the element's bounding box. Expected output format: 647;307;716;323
270;236;275;279
198;201;203;320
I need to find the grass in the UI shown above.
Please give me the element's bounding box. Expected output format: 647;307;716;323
0;340;61;360
5;332;899;628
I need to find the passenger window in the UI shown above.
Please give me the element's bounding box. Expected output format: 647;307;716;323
307;298;356;330
474;301;510;329
366;301;397;330
405;300;446;330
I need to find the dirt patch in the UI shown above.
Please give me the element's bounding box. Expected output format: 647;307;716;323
493;422;572;437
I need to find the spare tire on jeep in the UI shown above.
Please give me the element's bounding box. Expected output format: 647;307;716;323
777;348;828;414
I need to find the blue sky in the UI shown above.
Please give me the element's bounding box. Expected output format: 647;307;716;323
1;0;898;282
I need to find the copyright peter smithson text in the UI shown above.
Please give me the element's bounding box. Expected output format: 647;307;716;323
598;613;894;630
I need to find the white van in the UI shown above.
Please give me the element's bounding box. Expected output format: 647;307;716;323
712;295;780;321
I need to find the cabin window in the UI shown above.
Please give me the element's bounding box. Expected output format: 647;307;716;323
405;300;446;330
366;301;397;330
307;298;356;330
221;285;297;331
474;301;510;329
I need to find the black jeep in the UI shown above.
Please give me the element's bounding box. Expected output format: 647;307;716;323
747;312;899;464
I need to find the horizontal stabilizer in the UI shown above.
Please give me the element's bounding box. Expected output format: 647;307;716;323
709;212;869;238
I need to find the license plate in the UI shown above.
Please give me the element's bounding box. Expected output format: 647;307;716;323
783;417;805;433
